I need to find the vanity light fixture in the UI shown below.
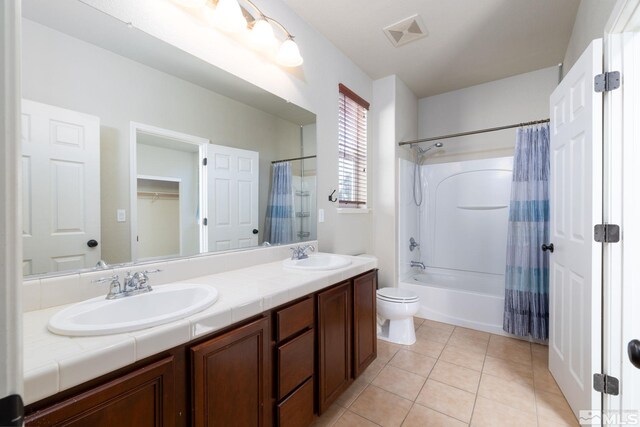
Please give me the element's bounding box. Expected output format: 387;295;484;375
171;0;304;67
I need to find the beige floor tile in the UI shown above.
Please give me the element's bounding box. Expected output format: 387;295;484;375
336;376;369;408
482;355;534;385
533;345;549;370
440;344;486;372
477;373;536;414
447;334;489;353
334;410;381;427
471;396;537;427
415;379;475;423
416;325;453;344
372;365;427;401
429;360;481;394
311;402;346;427
536;389;579;426
378;340;403;363
404;336;445;358
422;319;456;333
360;358;386;383
486;335;532;366
402;403;467;427
350;385;413;427
451;327;490;343
533;367;563;395
389;349;437;377
413;317;425;329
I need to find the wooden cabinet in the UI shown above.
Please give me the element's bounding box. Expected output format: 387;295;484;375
353;270;378;377
316;281;352;413
25;356;176;427
274;297;315;427
191;316;271;427
25;269;378;427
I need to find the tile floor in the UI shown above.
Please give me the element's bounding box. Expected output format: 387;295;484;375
311;317;579;427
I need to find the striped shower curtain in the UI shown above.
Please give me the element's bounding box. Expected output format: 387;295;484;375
503;124;550;341
264;162;295;245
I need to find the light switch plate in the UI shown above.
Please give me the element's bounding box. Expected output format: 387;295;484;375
318;209;325;223
117;209;126;222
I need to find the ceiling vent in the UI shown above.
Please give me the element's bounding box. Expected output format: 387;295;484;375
383;15;428;47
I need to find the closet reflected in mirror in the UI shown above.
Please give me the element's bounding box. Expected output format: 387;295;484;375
20;0;316;276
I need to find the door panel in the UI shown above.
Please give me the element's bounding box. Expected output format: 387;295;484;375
548;39;603;417
207;145;259;251
21;100;101;275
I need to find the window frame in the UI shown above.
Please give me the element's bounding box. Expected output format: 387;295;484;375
337;83;369;210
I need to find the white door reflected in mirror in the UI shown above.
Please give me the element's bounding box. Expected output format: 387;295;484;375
21;100;101;276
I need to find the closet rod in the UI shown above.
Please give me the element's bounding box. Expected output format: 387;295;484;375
398;118;550;147
271;155;317;164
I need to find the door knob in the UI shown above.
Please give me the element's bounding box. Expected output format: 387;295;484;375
87;239;99;248
252;229;259;235
629;339;640;369
541;243;554;253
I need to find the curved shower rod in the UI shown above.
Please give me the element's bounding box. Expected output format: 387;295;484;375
398;118;550;147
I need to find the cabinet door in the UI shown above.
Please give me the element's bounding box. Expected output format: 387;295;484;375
317;281;352;414
353;270;377;377
25;357;175;427
191;317;271;427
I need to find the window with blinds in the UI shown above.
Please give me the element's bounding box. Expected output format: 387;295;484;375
338;84;369;208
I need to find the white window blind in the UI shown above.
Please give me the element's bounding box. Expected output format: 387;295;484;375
338;84;369;208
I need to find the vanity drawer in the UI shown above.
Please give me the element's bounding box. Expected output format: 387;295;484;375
277;377;314;427
278;329;314;399
276;297;314;342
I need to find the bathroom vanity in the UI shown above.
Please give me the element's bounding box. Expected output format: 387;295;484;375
23;263;377;427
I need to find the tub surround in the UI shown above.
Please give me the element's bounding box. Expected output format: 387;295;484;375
22;247;376;406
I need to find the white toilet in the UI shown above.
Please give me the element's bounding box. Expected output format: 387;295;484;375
376;287;420;345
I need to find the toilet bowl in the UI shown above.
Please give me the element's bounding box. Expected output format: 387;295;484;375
376;288;420;345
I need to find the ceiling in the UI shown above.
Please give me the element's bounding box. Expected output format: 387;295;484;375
282;0;580;98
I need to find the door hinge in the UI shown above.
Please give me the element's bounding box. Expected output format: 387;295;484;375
203;218;208;226
594;373;619;395
203;157;208;166
594;224;620;243
594;71;621;92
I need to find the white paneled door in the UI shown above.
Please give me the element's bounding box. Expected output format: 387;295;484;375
207;144;259;251
21;100;101;275
548;40;603;418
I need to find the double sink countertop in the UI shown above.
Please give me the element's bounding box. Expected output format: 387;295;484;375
22;254;377;405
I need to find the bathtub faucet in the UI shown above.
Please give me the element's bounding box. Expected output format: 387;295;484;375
410;261;426;270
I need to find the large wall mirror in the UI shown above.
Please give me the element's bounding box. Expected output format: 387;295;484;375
21;0;317;277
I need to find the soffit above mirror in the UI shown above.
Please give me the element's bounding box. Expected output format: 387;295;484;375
22;0;316;126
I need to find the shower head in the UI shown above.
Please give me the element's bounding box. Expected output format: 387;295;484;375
414;141;444;155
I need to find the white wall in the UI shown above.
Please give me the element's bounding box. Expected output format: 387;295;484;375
0;0;23;401
22;19;302;264
563;0;618;75
82;0;374;256
418;66;559;164
371;75;418;288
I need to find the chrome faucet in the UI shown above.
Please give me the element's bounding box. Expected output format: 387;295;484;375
410;261;426;270
290;244;315;260
93;269;161;299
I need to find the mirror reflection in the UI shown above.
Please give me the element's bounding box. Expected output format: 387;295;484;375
21;0;316;277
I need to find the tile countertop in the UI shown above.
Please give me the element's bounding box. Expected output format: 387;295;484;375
22;254;377;405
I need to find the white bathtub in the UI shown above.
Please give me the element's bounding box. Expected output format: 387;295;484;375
399;267;508;336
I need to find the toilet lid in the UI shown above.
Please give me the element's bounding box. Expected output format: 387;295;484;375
377;287;419;302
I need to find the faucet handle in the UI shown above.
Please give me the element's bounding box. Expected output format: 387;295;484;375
92;274;119;284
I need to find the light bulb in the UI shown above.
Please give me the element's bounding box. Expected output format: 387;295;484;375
277;38;303;67
250;19;278;53
212;0;247;33
172;0;207;8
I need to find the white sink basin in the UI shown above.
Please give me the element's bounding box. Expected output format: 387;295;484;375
48;283;218;336
283;253;352;271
